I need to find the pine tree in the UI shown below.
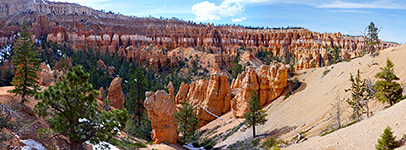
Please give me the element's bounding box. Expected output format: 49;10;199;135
376;126;397;150
374;58;403;106
231;54;243;79
345;69;373;121
34;66;128;149
243;90;268;138
8;23;41;104
126;66;148;125
174;101;199;143
365;22;380;54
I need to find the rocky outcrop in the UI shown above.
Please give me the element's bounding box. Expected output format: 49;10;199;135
231;62;288;117
107;77;124;110
175;82;189;104
144;90;177;144
167;81;174;102
175;72;231;125
96;87;105;101
38;62;54;86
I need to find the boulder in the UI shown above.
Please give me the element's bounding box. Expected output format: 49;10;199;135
144;90;177;144
107;77;124;110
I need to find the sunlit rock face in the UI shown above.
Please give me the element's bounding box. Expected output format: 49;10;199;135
144;90;178;144
231;62;288;117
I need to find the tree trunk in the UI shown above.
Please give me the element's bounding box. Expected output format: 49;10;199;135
253;125;256;138
365;102;369;118
70;141;81;150
20;93;26;104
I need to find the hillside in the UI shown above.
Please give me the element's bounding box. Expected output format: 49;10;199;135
0;0;404;149
201;44;406;148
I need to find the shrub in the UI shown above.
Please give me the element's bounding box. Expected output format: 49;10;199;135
376;126;397;150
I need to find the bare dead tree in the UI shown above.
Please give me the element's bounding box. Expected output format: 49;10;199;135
332;93;343;129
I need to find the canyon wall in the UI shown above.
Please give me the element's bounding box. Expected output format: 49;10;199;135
0;0;398;72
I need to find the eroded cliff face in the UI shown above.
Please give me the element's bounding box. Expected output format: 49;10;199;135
175;72;231;126
144;90;177;144
231;62;288;117
0;0;398;74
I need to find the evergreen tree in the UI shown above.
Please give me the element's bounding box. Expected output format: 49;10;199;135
376;126;397;150
243;90;268;138
174;101;199;143
374;58;403;106
8;23;41;104
34;66;128;149
365;22;380;54
231;54;243;79
345;69;373;120
126;66;148;125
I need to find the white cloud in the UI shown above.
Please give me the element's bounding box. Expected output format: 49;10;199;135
232;16;246;22
317;0;406;9
191;0;292;22
192;1;244;22
330;9;372;14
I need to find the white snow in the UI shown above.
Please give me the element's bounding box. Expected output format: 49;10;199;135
184;143;205;150
21;139;46;150
88;141;120;150
79;118;89;123
35;39;41;44
57;49;62;56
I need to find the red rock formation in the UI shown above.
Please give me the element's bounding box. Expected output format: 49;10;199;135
144;90;177;144
96;87;105;101
107;77;124;110
38;62;54;86
167;81;175;102
0;0;398;73
175;72;231;125
175;82;189;104
231;62;288;117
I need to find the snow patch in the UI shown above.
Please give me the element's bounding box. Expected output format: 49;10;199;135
88;141;119;150
79;118;89;123
21;139;46;150
184;143;204;150
35;39;42;44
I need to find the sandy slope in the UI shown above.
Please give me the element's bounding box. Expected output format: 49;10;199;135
205;44;406;148
286;99;406;150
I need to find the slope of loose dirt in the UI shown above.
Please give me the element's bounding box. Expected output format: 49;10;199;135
286;98;406;150
203;44;406;148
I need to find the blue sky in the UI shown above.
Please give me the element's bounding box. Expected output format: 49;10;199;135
61;0;406;43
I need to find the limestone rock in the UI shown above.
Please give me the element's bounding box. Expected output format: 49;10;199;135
38;62;54;86
107;77;124;110
231;62;288;117
144;90;177;144
174;73;231;126
175;82;189;104
167;81;175;102
96;87;104;101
